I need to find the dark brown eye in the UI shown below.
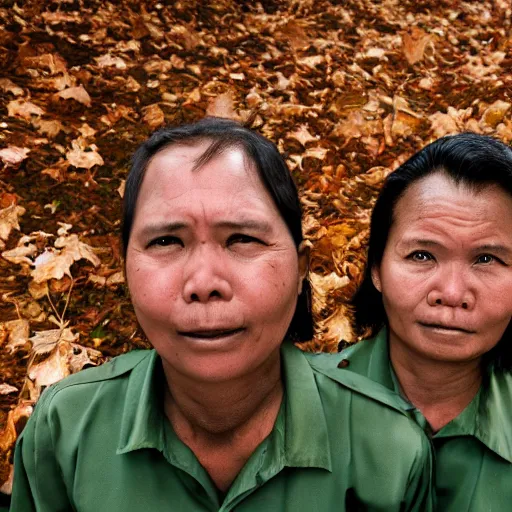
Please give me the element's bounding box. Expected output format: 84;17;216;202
410;251;433;262
227;234;261;245
149;236;183;247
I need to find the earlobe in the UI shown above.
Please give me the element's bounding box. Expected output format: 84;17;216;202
371;265;382;292
297;241;311;294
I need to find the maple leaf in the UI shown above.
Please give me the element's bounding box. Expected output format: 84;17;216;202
0;146;30;166
288;125;318;146
30;233;100;283
66;140;104;169
53;85;92;107
6;99;44;120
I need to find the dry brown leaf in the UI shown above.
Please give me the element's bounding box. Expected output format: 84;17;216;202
78;123;97;138
66;140;104;169
402;28;433;65
0;78;23;96
28;343;71;389
30;233;100;283
95;54;128;69
106;271;124;286
22;53;67;74
0;146;30;166
1;319;30;352
0;384;18;395
117;180;126;198
142;104;165;129
480;100;511;128
7;99;44;120
29;327;78;356
54;85;92;107
206;92;238;120
288;125;318;146
32;118;64;138
1;241;37;265
0;204;25;246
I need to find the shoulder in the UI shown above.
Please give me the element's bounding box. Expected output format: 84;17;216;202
36;350;154;412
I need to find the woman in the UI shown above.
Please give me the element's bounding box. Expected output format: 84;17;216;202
10;118;432;511
340;132;512;511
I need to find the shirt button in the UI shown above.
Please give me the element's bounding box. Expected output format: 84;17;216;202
337;359;350;368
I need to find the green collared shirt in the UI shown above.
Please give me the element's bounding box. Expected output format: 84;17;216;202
339;328;512;512
11;342;433;512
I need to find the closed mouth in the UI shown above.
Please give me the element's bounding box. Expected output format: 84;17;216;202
418;322;475;334
178;327;245;339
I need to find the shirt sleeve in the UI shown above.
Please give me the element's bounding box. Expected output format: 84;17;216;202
403;434;435;512
9;390;73;512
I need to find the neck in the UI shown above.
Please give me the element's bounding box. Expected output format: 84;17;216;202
163;349;282;439
390;341;482;432
162;348;283;491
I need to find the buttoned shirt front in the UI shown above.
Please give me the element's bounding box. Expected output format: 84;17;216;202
11;342;433;511
339;328;512;512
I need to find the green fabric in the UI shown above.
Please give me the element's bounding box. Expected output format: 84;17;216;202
339;328;512;511
10;342;433;512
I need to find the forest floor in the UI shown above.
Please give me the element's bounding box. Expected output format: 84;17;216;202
0;0;511;496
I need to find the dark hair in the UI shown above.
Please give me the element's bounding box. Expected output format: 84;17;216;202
122;116;313;342
352;132;512;370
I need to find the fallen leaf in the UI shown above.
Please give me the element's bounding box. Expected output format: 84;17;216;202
0;384;18;395
54;85;92;107
480;100;511;128
95;54;127;69
288;125;318;146
0;146;30;166
206;92;238;119
29;327;78;356
32;119;64;138
0;319;30;352
66;140;104;169
402;28;433;65
142;104;165;129
31;234;100;283
7;99;44;120
0;78;23;96
0;204;25;246
22;53;67;74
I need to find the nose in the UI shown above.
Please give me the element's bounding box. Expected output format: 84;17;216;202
426;264;475;310
182;245;233;304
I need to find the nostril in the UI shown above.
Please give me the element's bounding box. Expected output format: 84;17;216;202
210;290;221;299
191;293;200;302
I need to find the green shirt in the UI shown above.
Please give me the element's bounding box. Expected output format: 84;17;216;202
11;342;433;512
339;328;512;512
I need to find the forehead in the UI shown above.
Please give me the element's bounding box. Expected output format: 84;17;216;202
387;172;512;245
134;140;279;220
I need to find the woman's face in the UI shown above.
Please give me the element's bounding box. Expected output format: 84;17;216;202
126;141;307;382
372;172;512;364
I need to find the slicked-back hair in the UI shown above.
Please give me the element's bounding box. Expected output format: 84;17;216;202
122;116;313;342
352;132;512;370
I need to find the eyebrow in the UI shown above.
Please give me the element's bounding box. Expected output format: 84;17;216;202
139;219;273;238
399;239;512;257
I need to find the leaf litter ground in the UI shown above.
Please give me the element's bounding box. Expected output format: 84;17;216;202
0;0;511;496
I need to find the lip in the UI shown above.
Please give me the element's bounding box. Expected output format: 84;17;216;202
177;327;246;339
418;322;476;334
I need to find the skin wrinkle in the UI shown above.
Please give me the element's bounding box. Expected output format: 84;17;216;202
125;139;307;490
374;172;512;431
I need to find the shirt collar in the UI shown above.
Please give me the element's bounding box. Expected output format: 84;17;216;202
116;345;332;472
346;327;512;464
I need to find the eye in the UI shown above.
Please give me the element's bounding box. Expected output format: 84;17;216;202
408;251;434;262
475;254;505;265
227;234;263;246
148;236;183;248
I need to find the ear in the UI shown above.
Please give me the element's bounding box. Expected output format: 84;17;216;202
371;264;382;292
297;241;310;295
